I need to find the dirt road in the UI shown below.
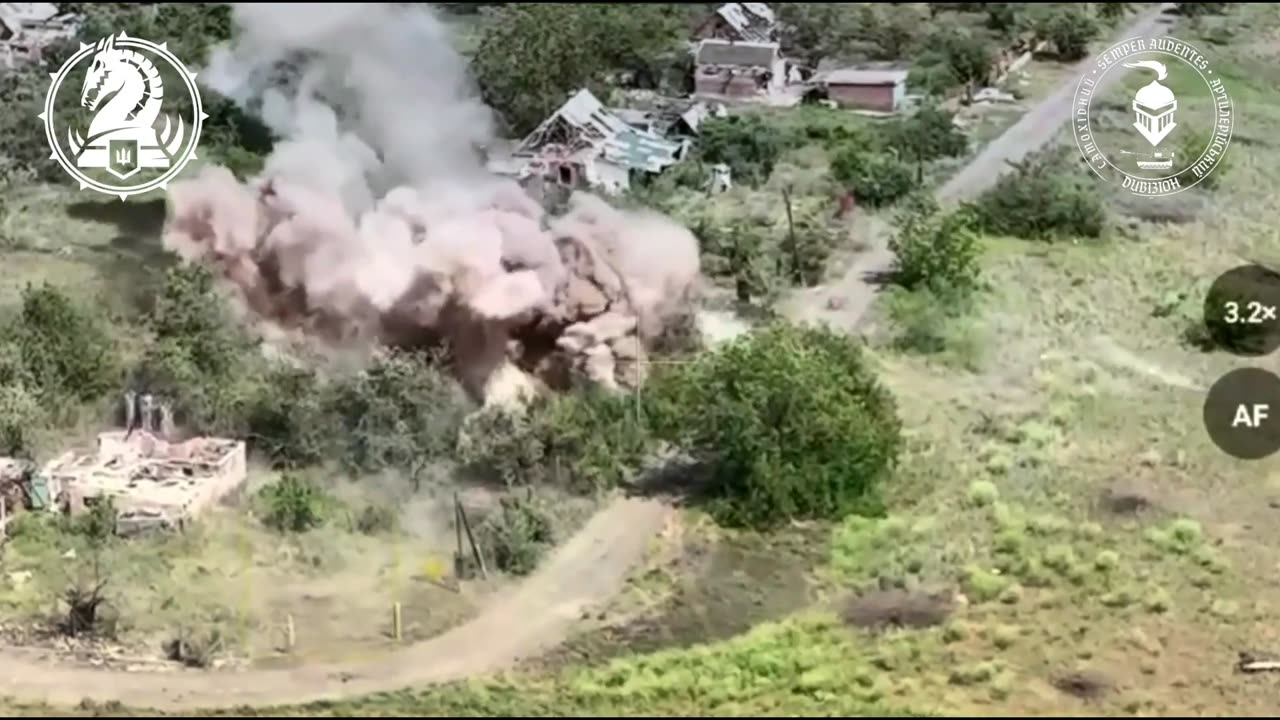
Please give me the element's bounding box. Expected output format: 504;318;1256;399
0;496;672;710
780;4;1175;331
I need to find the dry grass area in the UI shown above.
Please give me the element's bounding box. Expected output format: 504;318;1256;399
0;468;493;670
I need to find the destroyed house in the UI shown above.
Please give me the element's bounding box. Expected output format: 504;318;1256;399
694;2;777;43
0;2;79;68
512;89;685;194
42;430;247;535
694;39;786;99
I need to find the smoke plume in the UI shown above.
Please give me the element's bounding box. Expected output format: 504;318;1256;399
166;3;701;405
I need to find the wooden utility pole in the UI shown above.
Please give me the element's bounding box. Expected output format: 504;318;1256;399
454;493;488;580
457;495;488;579
392;602;403;642
782;186;801;284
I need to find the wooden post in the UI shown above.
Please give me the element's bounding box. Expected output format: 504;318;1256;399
392;602;402;641
454;492;464;568
782;186;800;284
458;500;488;580
285;614;295;652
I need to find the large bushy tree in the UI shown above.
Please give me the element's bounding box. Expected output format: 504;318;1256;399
649;323;902;528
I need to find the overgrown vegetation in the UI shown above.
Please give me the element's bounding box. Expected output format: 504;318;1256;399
889;194;982;294
649;323;902;528
256;473;335;533
969;148;1106;241
476;493;557;576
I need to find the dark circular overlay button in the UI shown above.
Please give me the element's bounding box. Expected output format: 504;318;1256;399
1203;367;1280;460
1202;265;1280;357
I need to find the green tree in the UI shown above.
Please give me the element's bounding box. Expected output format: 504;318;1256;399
326;351;473;487
244;365;335;468
1177;3;1227;17
471;4;687;135
477;493;557;576
888;103;969;181
776;4;860;66
134;265;250;432
831;149;917;208
0;384;41;458
649;323;902;528
919;29;993;100
13;284;119;402
889;193;981;293
970;148;1106;241
985;3;1021;34
699;115;793;187
1040;7;1100;61
1095;2;1132;23
257;473;331;533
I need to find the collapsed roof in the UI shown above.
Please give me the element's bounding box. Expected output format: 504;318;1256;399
714;2;776;43
516;89;684;174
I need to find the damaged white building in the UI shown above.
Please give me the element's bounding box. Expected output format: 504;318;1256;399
41;430;248;535
0;2;80;68
496;88;687;195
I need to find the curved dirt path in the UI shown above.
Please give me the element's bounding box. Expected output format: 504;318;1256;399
0;496;672;710
781;4;1175;330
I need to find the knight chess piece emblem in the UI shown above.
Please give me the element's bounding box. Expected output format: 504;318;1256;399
40;32;205;201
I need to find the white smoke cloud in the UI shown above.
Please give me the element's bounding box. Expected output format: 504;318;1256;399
166;3;701;405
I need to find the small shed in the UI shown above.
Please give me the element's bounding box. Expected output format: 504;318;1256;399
815;68;910;113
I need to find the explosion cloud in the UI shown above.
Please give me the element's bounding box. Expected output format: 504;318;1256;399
165;3;701;405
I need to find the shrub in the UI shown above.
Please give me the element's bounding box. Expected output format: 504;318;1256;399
1040;8;1099;61
651;322;901;528
889;193;981;293
966;480;999;507
11;283;119;402
326;351;473;479
257;474;331;533
243;365;334;468
459;390;656;493
1177;2;1227;16
75;496;118;544
699;115;794;186
476;493;556;576
1176;128;1229;190
885;285;976;358
0;383;41;457
969;149;1106;241
830;149;917;208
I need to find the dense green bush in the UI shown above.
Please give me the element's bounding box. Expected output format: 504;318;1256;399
243;364;334;468
700;115;793;187
969;149;1106;241
476;493;557;576
649;323;902;528
0;383;40;457
458;390;655;494
326;351;472;480
1038;7;1099;61
830;150;917;208
889;193;981;293
257;474;333;533
9;283;119;402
